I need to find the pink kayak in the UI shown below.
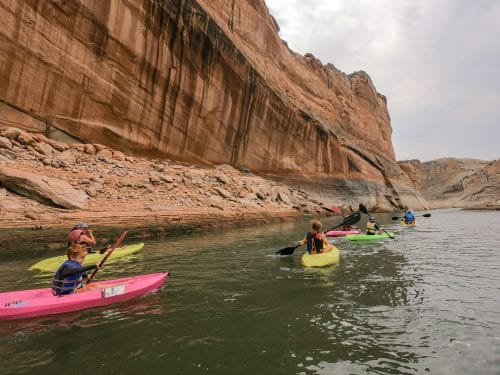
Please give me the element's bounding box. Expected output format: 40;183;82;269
325;229;362;237
0;272;169;320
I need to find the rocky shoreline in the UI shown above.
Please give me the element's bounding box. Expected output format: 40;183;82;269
0;126;337;238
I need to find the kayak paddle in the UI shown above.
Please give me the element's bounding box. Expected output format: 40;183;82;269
358;204;394;239
87;230;128;284
391;213;431;220
276;212;361;256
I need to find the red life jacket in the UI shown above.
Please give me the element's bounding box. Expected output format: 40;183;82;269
67;229;84;247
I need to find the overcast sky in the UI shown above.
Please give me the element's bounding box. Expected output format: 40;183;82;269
266;0;500;162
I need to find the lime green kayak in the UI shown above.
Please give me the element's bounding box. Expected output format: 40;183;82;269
301;246;340;267
346;232;394;241
29;243;145;272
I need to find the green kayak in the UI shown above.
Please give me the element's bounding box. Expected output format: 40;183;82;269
346;232;394;241
29;243;145;272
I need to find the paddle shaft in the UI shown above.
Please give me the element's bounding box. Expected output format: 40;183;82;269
87;231;128;284
392;213;432;220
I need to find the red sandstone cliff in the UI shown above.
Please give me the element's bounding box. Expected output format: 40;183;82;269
0;0;426;212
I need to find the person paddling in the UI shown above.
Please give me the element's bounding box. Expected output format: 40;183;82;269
67;222;97;253
366;216;385;235
52;244;109;296
297;220;334;254
404;210;415;224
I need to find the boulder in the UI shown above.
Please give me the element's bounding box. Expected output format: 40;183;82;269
2;127;22;140
160;174;176;183
51;141;70;152
17;131;35;146
214;173;231;184
34;142;54;156
54;149;78;166
33;133;52;143
0;165;88;209
84;144;97;155
112;151;126;161
97;149;113;160
0;136;13;150
215;187;232;199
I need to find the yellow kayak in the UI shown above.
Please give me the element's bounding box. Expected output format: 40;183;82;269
400;220;417;227
300;246;340;268
29;243;145;272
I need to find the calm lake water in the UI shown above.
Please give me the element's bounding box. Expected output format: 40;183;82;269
1;209;499;374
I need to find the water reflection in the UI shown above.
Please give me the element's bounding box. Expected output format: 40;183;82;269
0;292;166;337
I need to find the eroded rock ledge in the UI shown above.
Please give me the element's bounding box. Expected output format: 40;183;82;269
0;126;346;231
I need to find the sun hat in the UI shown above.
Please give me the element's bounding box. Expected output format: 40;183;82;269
74;222;89;229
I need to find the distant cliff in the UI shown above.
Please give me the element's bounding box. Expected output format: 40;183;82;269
399;158;499;209
0;0;427;211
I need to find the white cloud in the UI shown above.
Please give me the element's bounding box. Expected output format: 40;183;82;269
266;0;500;161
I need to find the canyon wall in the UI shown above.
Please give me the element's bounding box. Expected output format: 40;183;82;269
399;158;499;209
0;0;427;211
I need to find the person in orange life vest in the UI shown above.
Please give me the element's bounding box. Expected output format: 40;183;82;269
366;216;385;235
52;244;107;295
67;222;97;253
298;220;334;254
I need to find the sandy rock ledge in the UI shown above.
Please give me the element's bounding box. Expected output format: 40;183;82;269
0;127;335;234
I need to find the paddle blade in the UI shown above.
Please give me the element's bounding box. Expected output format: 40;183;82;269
276;244;300;256
359;204;369;215
323;212;361;233
392;216;402;220
343;212;361;227
422;213;432;217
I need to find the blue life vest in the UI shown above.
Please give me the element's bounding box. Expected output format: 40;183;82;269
52;260;84;296
405;212;415;222
306;232;323;253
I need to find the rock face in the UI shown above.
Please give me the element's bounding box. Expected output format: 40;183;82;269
0;0;426;210
399;158;499;209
